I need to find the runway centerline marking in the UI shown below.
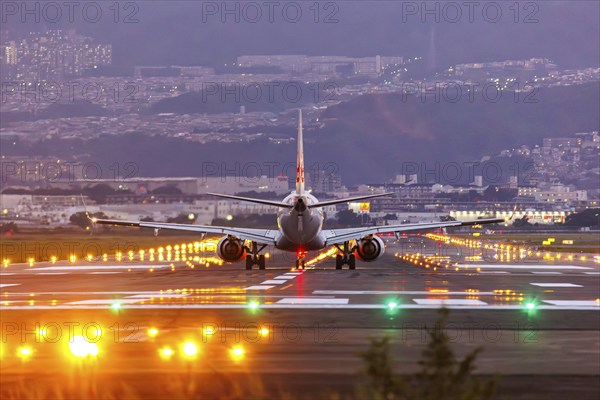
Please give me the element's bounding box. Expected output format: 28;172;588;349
0;284;20;288
530;283;583;287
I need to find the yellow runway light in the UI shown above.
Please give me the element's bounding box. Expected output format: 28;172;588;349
182;342;198;358
159;347;174;360
69;335;99;358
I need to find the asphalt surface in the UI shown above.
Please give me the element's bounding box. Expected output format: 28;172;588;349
1;237;599;399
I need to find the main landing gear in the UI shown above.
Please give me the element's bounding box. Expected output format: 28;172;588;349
334;241;356;270
245;241;267;270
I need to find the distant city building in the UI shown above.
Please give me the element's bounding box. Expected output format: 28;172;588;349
308;170;342;193
1;30;112;81
236;55;403;77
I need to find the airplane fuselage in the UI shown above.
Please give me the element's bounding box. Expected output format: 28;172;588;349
274;193;326;252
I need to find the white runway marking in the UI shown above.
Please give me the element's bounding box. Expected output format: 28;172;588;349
0;273;16;276
412;299;488;306
313;290;496;296
36;272;69;275
89;272;123;275
33;265;169;271
261;280;287;284
583;272;600;275
3;304;600;311
530;283;582;288
531;272;563;275
461;264;592;270
66;299;147;305
0;284;20;288
543;300;600;307
478;271;509;274
285;272;303;275
125;293;189;298
274;275;297;280
277;298;349;305
245;285;275;290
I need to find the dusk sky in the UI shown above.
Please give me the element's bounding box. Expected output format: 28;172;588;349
3;1;599;68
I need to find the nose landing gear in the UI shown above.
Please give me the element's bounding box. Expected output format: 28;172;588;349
295;250;307;269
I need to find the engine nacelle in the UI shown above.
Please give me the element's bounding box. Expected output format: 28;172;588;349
353;236;385;262
217;236;246;263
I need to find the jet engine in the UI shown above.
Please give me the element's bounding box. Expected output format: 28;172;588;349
217;236;246;263
353;236;385;262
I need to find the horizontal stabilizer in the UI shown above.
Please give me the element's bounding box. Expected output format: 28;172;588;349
308;192;393;208
207;193;293;208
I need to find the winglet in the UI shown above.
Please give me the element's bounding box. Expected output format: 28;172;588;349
80;194;96;223
508;203;518;221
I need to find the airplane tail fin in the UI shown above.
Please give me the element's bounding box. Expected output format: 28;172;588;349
295;109;305;195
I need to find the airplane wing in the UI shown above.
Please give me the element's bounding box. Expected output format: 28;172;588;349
323;217;505;245
93;218;278;245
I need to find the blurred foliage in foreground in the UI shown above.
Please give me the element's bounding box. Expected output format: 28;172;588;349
359;308;497;400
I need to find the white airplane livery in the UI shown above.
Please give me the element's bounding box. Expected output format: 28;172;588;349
94;110;504;269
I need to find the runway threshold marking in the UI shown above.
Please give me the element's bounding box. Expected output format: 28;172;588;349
530;283;583;288
261;280;288;284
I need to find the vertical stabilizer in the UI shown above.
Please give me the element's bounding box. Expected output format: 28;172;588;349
295;109;305;195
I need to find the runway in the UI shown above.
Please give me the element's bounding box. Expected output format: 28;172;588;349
1;239;599;399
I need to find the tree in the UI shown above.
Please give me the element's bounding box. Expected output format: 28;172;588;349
167;213;195;224
69;212;107;229
0;222;18;235
359;308;497;400
564;208;600;228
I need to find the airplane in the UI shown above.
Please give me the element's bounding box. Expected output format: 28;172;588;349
93;110;505;270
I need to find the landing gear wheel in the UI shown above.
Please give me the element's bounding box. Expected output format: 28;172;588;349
258;255;266;270
295;259;300;269
335;255;343;270
348;254;356;270
245;255;253;270
301;260;306;269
